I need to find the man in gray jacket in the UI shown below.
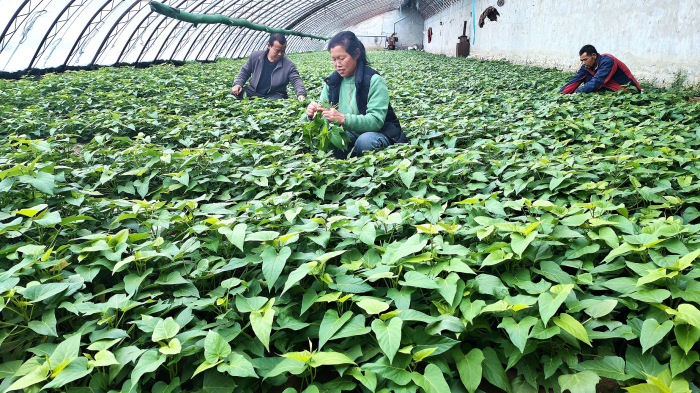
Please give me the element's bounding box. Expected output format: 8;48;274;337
231;34;307;101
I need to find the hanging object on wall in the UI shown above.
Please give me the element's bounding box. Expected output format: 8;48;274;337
478;6;500;28
148;1;330;41
427;27;433;43
497;0;505;6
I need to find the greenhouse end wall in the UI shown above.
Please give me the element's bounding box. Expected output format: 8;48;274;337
422;0;700;86
347;8;424;50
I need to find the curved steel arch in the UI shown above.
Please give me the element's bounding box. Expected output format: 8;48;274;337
135;0;200;63
232;0;311;59
180;0;244;61
91;0;151;66
150;0;215;62
227;0;295;59
62;0;125;69
214;0;269;60
223;0;292;59
167;0;227;62
28;0;89;69
0;0;48;54
116;0;183;64
201;0;253;60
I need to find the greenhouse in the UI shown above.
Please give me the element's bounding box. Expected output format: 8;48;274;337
1;1;700;393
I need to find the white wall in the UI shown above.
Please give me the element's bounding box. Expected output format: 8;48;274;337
423;0;700;86
347;8;425;50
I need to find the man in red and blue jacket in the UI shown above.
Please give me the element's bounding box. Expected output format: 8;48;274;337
560;45;641;94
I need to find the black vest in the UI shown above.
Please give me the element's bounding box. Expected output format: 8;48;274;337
325;63;408;144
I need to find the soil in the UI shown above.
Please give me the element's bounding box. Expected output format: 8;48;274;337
689;97;700;103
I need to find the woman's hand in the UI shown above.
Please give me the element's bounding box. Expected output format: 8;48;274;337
322;108;345;125
306;102;326;119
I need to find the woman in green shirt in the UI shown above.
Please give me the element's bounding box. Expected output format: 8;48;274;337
305;31;407;159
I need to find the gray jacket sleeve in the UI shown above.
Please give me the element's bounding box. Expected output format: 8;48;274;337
288;63;307;97
233;57;253;87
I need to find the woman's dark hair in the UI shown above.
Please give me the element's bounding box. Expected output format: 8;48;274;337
327;31;369;65
579;44;599;56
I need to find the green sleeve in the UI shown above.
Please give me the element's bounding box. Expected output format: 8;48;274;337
300;83;331;123
320;83;329;103
344;74;389;133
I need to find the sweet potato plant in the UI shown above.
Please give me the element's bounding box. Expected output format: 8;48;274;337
1;51;700;393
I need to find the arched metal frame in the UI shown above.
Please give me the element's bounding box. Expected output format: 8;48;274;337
116;0;181;64
216;0;270;60
203;0;267;61
173;0;241;62
28;0;89;69
62;0;124;69
91;0;150;66
0;0;49;53
135;0;200;63
200;0;251;60
0;0;413;73
236;0;318;58
166;0;228;61
151;0;217;62
225;0;292;59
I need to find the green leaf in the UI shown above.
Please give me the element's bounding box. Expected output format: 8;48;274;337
412;364;450;393
89;350;119;367
130;349;166;390
309;352;356;367
152;317;180;342
34;211;62;227
371;317;402;364
264;358;307;380
42;358;93;389
677;303;700;328
399;271;440;289
669;346;698;377
674;324;700;354
159;338;182;355
482;249;513;267
200;370;235;393
220;353;257;378
358;222;377;245
382;234;427;265
412;347;437;362
674;248;700;271
511;232;537;257
558;371;600;393
399;167;417;189
49;334;82;372
219;223;246;252
28;309;58;337
318;310;353;349
482;347;512;393
553;314;591;346
598;227;620;249
498;316;538;352
640;319;673;353
362;356;411;385
452;347;484;393
19;171;55;195
250;307;275;352
572;356;632;381
204;330;231;363
282;262;313;295
435;272;459;305
8;364;49;391
358;299;390;315
347;367;377;392
262;246;291;286
538;285;573;325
